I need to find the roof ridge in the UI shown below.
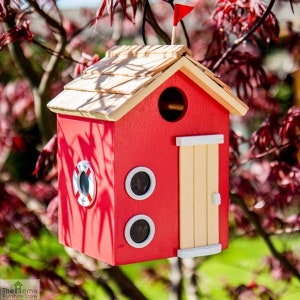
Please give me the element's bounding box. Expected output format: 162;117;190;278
105;44;192;58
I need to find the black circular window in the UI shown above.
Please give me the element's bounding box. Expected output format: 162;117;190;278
125;167;156;200
125;215;155;248
129;219;150;244
79;172;89;196
130;171;151;196
158;87;187;122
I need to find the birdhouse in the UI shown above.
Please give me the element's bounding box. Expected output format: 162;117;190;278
47;45;248;265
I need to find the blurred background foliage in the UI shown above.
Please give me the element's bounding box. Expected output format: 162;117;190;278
1;0;300;299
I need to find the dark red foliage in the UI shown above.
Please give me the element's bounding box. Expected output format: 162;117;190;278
230;129;245;169
212;0;279;45
0;183;41;242
46;196;58;228
0;0;6;22
0;80;35;128
225;281;278;300
21;181;57;203
230;203;254;235
74;53;100;77
33;134;57;179
0;80;40;181
231;108;300;234
281;107;300;142
0;20;33;48
203;0;280;106
0;254;14;267
250;108;300;165
23;264;89;299
220;51;273;104
249;115;280;155
264;251;300;282
96;0;137;25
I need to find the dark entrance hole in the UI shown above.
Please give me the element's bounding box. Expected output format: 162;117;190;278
158;87;187;122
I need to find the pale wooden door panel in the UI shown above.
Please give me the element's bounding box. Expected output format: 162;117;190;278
207;143;219;245
177;134;223;252
179;146;194;249
194;145;207;247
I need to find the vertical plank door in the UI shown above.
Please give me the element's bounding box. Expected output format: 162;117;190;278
176;134;223;258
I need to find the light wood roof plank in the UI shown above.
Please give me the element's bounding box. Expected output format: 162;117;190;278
86;55;179;77
65;73;155;95
48;89;131;119
105;45;192;58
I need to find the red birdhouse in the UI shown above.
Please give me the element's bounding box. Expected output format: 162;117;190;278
47;45;248;265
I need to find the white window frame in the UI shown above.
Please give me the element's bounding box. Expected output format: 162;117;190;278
124;214;155;248
125;166;156;200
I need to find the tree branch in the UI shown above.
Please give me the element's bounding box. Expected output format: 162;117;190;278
231;134;300;174
141;0;171;44
231;193;300;281
27;0;66;37
26;0;67;99
20;0;69;141
69;18;96;41
104;267;148;300
169;257;183;300
179;19;191;48
182;258;199;300
6;39;40;87
141;0;149;45
3;7;40;88
211;0;276;72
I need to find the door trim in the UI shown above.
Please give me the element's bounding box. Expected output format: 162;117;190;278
178;243;221;258
176;134;224;146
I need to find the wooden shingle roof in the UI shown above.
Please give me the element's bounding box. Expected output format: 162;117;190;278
47;45;248;120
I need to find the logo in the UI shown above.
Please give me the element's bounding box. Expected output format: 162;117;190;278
0;279;40;299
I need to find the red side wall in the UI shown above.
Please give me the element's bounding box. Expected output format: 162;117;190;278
57;114;116;264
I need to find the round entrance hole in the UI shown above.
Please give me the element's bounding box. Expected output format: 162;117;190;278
158;87;187;122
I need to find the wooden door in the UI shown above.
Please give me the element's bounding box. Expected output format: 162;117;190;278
176;134;223;258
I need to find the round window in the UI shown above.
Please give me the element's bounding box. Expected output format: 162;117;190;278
158;87;187;122
79;171;89;196
125;167;156;200
124;215;155;248
72;161;96;207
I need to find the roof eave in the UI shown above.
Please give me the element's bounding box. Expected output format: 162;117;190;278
47;53;249;121
179;57;249;116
